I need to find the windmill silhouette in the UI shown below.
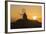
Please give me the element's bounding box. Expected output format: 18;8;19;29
11;8;41;29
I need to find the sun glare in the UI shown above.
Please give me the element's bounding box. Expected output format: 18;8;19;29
33;16;37;20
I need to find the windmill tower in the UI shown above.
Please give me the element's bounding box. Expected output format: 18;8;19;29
21;8;27;19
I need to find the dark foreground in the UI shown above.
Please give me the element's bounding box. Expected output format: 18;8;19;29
11;19;42;29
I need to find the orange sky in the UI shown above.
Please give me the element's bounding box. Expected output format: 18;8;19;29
10;5;42;23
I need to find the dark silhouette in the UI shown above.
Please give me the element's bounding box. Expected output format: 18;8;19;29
11;13;42;29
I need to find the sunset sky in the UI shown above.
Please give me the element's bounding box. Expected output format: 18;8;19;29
10;5;42;23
